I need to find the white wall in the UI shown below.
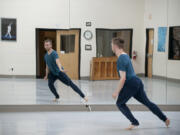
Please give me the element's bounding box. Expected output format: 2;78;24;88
0;0;70;75
0;0;145;77
167;0;180;79
144;0;180;79
1;0;179;79
70;0;145;76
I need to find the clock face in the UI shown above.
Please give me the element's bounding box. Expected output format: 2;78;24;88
84;30;93;40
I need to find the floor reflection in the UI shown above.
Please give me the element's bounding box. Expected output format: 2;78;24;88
0;77;179;105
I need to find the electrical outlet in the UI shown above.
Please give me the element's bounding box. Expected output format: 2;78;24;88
10;66;14;72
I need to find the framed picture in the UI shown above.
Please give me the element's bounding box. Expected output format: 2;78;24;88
168;26;180;60
1;18;17;41
157;27;167;52
85;44;92;51
86;22;92;27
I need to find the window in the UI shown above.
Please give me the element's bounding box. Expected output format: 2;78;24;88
96;29;133;57
169;26;180;60
61;35;75;53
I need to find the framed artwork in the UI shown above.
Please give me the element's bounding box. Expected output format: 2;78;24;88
1;18;17;41
85;44;92;51
157;27;167;52
86;22;92;27
168;26;180;60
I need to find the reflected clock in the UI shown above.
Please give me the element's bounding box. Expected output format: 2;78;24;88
83;30;93;40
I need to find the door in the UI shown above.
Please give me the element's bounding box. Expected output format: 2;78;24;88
56;30;80;80
36;29;56;78
145;29;154;78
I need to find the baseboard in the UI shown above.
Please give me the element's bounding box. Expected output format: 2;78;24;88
136;74;180;82
152;75;166;80
152;75;180;82
136;73;145;77
80;76;90;80
0;74;179;82
0;75;36;79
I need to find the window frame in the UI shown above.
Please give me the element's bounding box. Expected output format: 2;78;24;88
168;26;180;60
96;28;133;58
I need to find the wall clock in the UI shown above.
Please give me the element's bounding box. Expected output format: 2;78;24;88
83;30;93;40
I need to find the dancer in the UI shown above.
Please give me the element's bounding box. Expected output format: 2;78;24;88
5;22;12;39
111;37;170;130
43;39;88;102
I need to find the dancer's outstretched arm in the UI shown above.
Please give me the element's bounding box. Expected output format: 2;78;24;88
44;65;49;80
56;58;67;72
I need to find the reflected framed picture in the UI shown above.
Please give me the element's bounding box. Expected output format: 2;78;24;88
157;27;167;52
169;26;180;60
1;18;17;41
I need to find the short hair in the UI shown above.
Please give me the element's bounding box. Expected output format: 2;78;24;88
112;37;124;49
44;39;52;45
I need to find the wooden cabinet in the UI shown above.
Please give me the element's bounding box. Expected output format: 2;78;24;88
90;57;119;80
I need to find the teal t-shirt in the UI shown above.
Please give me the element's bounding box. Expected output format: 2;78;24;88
44;50;60;76
117;54;136;80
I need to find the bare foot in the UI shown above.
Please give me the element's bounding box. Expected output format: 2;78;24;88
52;98;60;102
165;119;170;127
125;125;138;130
84;96;88;102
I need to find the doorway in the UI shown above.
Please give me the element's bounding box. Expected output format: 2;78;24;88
36;29;56;78
36;29;81;79
145;29;154;78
